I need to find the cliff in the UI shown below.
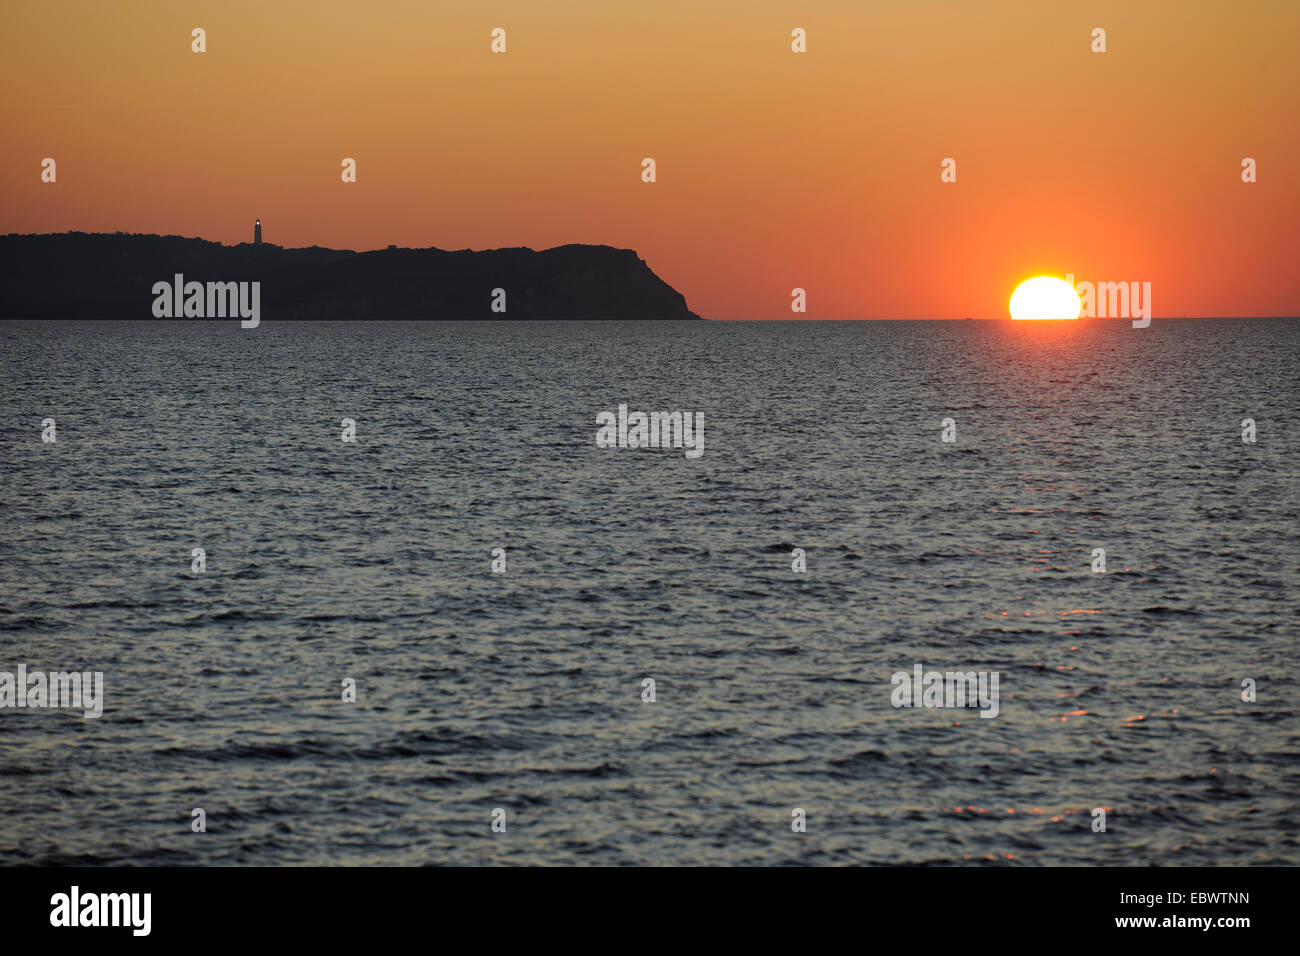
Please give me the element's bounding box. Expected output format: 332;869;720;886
0;233;702;320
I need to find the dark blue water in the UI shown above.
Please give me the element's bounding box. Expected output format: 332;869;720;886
1;318;1296;865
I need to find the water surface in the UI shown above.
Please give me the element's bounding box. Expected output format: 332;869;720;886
1;318;1296;865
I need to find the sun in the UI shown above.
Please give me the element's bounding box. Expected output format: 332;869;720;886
1009;276;1081;320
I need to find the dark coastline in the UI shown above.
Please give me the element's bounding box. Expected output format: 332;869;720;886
0;232;703;321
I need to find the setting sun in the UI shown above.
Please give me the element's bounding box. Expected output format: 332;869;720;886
1009;277;1082;320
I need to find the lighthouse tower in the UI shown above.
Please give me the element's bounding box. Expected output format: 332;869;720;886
254;219;262;245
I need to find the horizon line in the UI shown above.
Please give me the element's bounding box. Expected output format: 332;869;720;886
5;231;1297;321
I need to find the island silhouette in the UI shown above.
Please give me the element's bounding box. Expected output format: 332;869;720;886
0;232;702;321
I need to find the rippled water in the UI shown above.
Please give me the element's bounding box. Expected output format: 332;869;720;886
1;318;1296;865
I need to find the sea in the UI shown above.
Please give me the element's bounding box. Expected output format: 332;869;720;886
0;317;1296;865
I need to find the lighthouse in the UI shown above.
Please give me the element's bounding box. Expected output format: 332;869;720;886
254;219;262;245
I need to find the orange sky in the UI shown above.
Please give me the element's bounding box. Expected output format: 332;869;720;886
2;0;1297;318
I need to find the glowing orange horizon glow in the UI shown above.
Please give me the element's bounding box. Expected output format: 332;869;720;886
0;1;1296;318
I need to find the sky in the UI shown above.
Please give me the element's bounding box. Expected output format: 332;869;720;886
2;0;1297;319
